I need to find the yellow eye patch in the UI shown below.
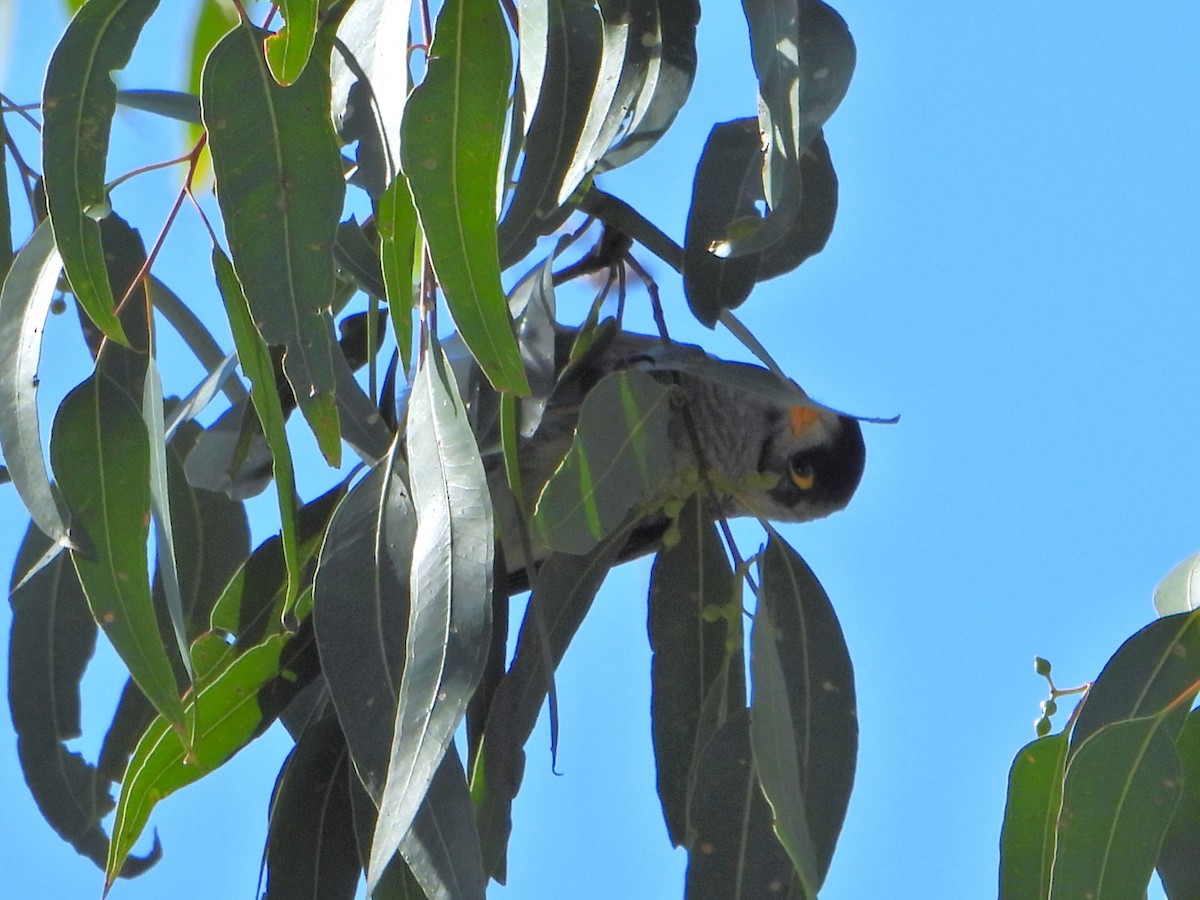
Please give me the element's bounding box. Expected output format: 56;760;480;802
790;462;816;490
790;405;820;437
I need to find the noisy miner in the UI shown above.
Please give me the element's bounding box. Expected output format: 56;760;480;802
463;322;866;593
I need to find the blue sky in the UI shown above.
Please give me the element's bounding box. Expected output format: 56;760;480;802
2;2;1199;898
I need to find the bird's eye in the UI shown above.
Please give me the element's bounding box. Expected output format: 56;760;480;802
789;455;816;490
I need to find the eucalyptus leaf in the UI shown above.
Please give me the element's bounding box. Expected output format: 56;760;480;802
0;220;72;548
998;732;1070;900
202;22;344;464
368;340;493;890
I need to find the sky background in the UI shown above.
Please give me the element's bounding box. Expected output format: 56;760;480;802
2;1;1199;897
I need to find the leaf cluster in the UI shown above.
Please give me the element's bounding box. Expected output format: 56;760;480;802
2;1;862;897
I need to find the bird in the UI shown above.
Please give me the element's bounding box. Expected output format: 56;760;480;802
478;322;866;593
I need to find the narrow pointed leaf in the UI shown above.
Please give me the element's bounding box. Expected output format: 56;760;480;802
754;534;857;884
263;715;360;900
0;220;72;547
532;369;676;555
202;22;344;464
648;496;740;847
142;361;192;681
147;275;247;405
106;634;289;888
265;0;318;86
52;372;185;730
598;0;699;171
115;89;202;124
42;0;162;344
999;732;1071;900
498;0;603;265
1050;716;1183;899
400;0;528;395
368;341;493;889
0;113;11;280
378;174;417;375
685;710;800;899
213;248;301;617
313;446;415;801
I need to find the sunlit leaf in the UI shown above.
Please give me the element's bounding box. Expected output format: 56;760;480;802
330;0;413;199
998;732;1070;900
202;21;344;464
265;0;318;86
378;174;417;375
142;361;192;681
51;372;185;731
368;339;493;890
1051;716;1183;899
1154;551;1200;617
400;0;528;395
598;0;699;171
42;0;161;344
106;634;289;889
263;715;360;900
532;369;676;555
212;247;301;618
648;496;740;847
0;220;72;548
498;0;602;266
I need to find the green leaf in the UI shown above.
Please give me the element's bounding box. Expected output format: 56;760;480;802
998;732;1071;900
368;339;494;890
378;175;417;375
106;634;289;889
532;369;676;555
263;715;361;900
683;119;763;327
41;0;161;345
754;534;857;886
212;248;301;618
400;0;529;396
472;521;633;881
1157;709;1200;896
648;496;741;847
498;0;603;264
208;480;347;651
202;21;344;464
0;220;73;548
1071;612;1200;754
147;275;247;406
313;445;415;801
1051;716;1183;899
142;362;192;681
265;0;318;86
684;710;801;899
51;372;186;731
598;0;699;171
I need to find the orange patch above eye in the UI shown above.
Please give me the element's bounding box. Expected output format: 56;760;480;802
790;405;820;437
